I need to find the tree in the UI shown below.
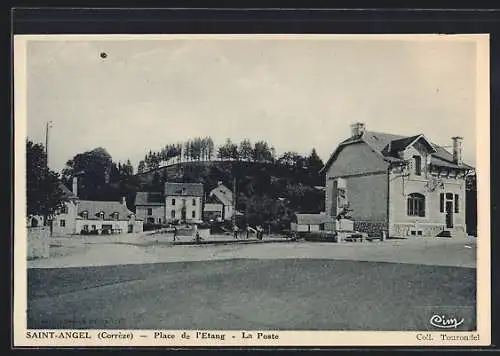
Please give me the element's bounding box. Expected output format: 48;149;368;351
26;140;67;224
307;148;324;172
137;160;146;174
239;139;253;161
252;141;273;162
206;137;215;161
218;138;238;161
61;147;114;200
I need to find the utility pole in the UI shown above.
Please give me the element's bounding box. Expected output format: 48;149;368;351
45;121;53;168
44;121;53;235
232;176;237;228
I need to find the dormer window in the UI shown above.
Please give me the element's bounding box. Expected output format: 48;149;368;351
413;155;422;176
98;211;105;220
113;212;119;220
82;211;88;219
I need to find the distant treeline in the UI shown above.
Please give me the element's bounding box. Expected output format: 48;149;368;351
137;137;316;173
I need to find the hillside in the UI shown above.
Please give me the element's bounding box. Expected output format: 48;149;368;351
134;160;325;229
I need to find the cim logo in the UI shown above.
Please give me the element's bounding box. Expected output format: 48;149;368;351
429;314;465;329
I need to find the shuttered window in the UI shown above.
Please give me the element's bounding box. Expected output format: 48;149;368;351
454;194;460;213
440;193;444;213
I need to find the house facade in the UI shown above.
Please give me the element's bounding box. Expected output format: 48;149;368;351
208;182;234;221
164;183;204;223
51;182;79;236
135;192;166;225
50;178;143;235
322;123;474;238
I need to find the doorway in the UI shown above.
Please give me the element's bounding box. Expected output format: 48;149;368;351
445;201;454;228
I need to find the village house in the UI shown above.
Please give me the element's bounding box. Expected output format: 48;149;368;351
50;177;143;235
206;182;234;221
135;192;165;225
321;123;475;238
135;182;204;225
164;182;204;224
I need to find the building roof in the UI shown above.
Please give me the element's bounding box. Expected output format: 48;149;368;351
203;203;223;212
164;182;204;197
135;192;164;206
77;200;135;220
322;130;474;173
295;213;334;225
209;184;233;206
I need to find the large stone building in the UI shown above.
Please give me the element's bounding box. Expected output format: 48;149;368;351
321;123;475;238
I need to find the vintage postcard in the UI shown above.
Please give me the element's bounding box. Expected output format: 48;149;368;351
13;34;490;347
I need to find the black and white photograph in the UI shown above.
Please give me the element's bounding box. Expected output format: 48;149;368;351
14;34;490;347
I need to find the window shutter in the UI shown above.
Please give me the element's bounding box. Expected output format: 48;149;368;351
440;193;444;212
454;194;459;213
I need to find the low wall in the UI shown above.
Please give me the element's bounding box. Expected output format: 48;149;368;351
27;227;50;260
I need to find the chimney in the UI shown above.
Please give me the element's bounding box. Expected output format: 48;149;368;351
451;136;463;165
350;122;366;138
121;196;127;206
72;177;78;197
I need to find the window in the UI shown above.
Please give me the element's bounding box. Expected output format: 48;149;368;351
91;225;96;231
82;211;88;219
99;212;105;220
171;210;176;219
113;213;119;220
192;198;196;206
59;220;66;227
83;224;89;231
454;194;460;213
440;193;444;213
413;156;422;176
446;193;453;200
61;205;68;214
147;208;153;216
172;199;176;206
192;210;196;218
407;193;425;217
158;218;162;224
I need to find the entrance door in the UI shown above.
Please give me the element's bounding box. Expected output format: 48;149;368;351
445;201;454;228
181;207;186;222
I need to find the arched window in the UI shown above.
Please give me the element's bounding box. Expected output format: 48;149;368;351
407;193;425;217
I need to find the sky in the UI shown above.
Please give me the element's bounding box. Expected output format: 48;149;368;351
24;35;480;173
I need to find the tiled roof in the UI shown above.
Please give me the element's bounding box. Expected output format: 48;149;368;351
295;213;334;225
77;200;135;221
209;184;233;206
135;192;164;206
165;183;204;197
323;130;474;172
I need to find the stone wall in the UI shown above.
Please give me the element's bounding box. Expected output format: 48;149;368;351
391;222;467;238
27;227;50;260
353;220;387;237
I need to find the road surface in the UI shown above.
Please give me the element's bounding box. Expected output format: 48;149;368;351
28;257;476;331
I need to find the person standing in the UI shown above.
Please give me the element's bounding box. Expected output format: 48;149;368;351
233;225;239;239
173;225;177;241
